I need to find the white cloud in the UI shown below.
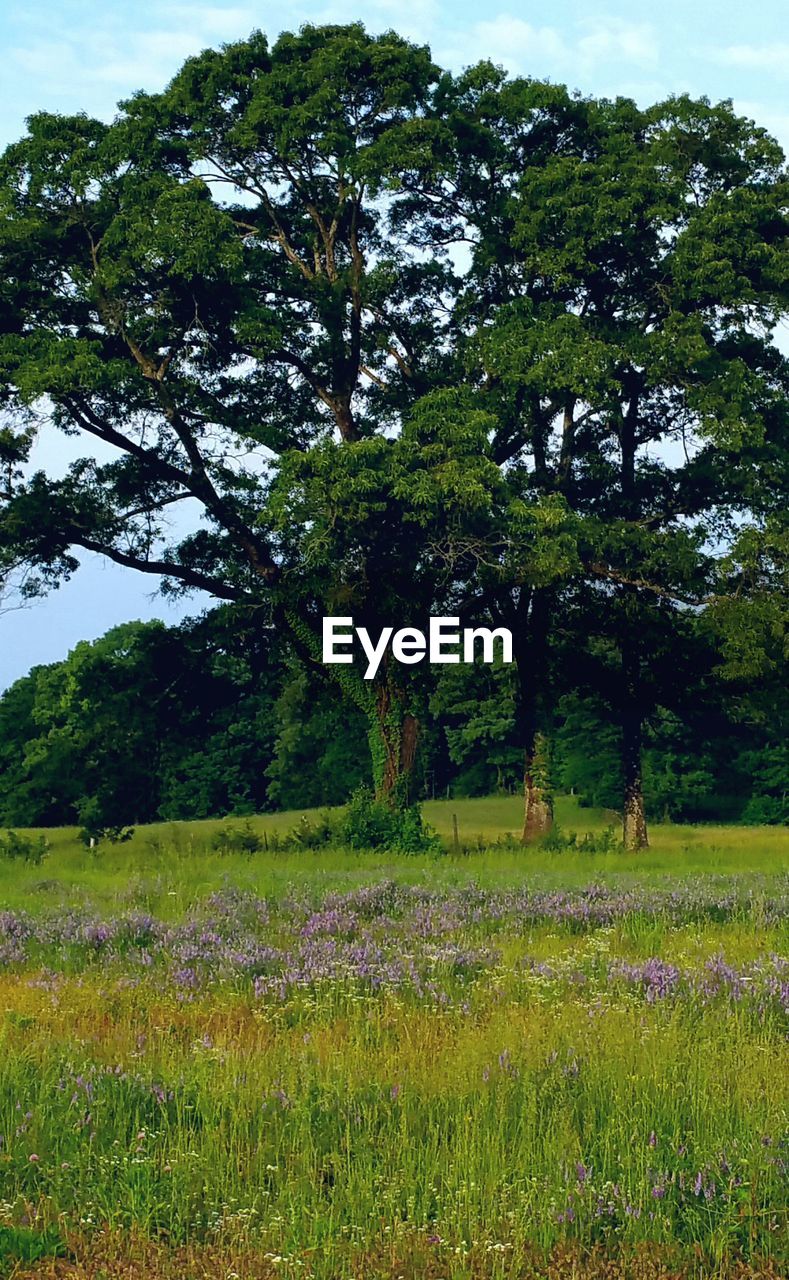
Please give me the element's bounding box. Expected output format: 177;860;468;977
437;13;659;81
5;6;662;115
4;10;258;139
457;17;566;73
288;0;440;45
577;18;658;68
158;6;256;38
4;0;441;130
713;43;789;74
13;30;218;90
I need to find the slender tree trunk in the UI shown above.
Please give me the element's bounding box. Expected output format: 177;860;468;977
621;633;648;850
618;403;649;851
622;702;648;850
523;728;553;842
512;588;554;844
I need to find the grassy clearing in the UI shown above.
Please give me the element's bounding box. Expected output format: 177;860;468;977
0;798;786;1277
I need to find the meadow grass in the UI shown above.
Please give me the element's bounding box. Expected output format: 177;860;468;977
2;795;787;918
0;798;786;1277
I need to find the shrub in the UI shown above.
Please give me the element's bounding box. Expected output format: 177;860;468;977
342;787;399;849
77;824;134;848
342;787;443;856
741;793;789;826
211;819;263;856
282;812;338;850
0;1224;68;1267
540;824;621;854
0;829;48;864
210;813;341;856
76;796;134;847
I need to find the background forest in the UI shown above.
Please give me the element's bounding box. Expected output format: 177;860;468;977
0;605;785;829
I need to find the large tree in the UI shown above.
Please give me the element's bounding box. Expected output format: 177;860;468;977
0;23;449;804
397;72;789;844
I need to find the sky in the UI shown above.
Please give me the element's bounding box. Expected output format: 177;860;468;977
0;0;787;689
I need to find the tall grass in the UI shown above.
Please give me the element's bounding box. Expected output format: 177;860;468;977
0;799;786;1277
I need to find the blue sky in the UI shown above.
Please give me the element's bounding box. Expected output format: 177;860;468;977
1;0;787;688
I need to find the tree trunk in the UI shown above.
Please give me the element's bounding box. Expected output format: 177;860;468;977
369;676;419;808
622;711;648;850
621;642;648;851
618;406;649;852
523;729;553;842
511;588;554;844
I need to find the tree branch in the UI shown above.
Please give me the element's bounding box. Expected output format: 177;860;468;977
74;535;244;602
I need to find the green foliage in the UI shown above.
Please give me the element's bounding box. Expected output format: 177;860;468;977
211;811;346;854
210;819;263;856
742;793;789;825
280;812;340;851
266;667;369;810
0;1224;67;1269
431;656;521;795
0;611;286;828
342;786;443;855
77;824;135;849
342;786;402;849
0;605;784;827
0;829;48;864
555;696;622;812
76;795;135;848
540;825;621;855
642;751;717;824
740;743;789;825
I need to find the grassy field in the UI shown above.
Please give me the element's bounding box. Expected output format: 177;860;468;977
0;797;786;1278
3;795;788;914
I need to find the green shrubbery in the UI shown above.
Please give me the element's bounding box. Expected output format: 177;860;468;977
211;819;265;856
205;807;630;860
211;813;339;855
341;787;443;856
2;618;784;836
208;791;444;857
540;825;621;855
741;793;789;825
282;812;339;850
0;1224;67;1269
0;829;48;864
76;796;134;848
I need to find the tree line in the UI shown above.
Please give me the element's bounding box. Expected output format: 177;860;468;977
0;607;784;830
0;23;786;846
